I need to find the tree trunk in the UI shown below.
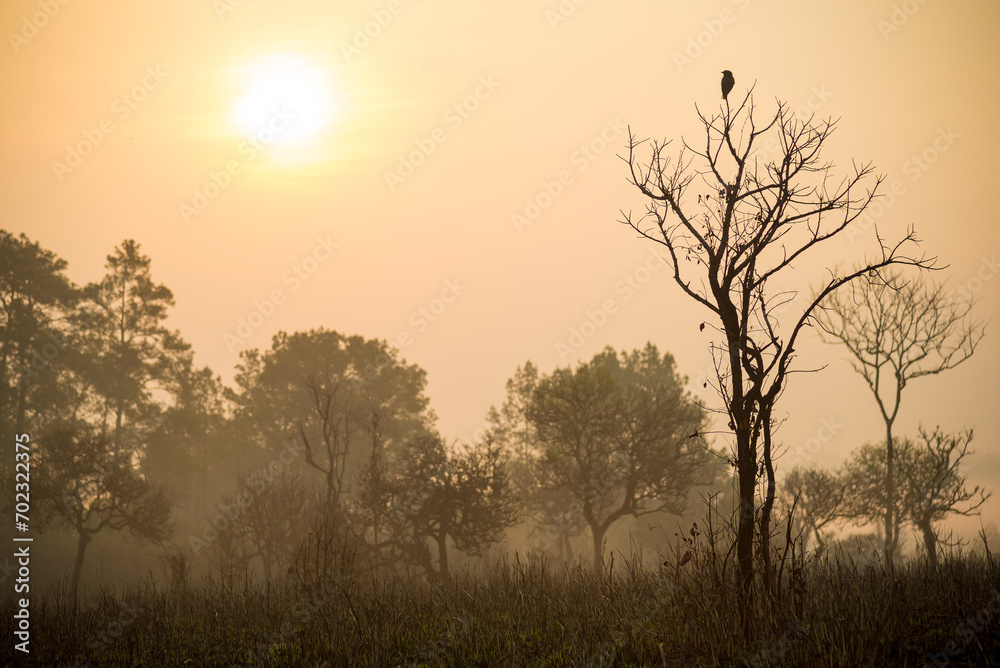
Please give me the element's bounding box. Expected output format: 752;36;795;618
70;529;92;606
436;532;449;583
736;424;756;632
918;518;938;568
884;422;895;570
759;410;776;594
591;524;606;577
561;533;574;565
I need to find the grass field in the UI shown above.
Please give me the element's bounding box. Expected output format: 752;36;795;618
4;542;1000;667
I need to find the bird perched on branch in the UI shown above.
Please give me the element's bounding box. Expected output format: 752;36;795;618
721;70;735;101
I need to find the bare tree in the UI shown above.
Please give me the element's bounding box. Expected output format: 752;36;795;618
621;89;933;624
227;468;310;582
901;427;990;567
839;430;989;567
814;269;985;566
300;370;354;511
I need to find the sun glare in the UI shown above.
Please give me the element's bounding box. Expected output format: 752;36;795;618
229;53;338;154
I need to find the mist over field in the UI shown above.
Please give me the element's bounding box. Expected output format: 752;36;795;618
2;1;999;665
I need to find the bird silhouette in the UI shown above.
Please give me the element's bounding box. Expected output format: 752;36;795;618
721;70;734;101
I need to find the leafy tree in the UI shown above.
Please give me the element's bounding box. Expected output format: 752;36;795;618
487;362;587;560
526;344;711;575
621;90;934;618
842;429;990;567
839;438;912;553
144;364;233;530
385;434;519;582
229;329;433;511
226;468;311;582
354;411;393;567
34;424;173;603
73;239;192;451
487;361;540;470
779;466;843;553
0;231;77;463
815;269;985;566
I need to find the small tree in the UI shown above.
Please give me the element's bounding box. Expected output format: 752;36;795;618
354;411;393;568
227;468;311;582
814;269;985;566
34;425;173;603
386;434;519;583
527;344;711;575
621;90;934;620
779;466;843;553
839;439;914;554
840;429;989;566
901;427;990;567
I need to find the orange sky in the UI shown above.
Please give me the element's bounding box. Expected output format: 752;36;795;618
3;1;998;531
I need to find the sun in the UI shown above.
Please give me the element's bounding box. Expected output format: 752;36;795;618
229;53;338;152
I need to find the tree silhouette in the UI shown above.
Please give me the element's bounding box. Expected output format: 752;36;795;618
621;89;934;630
0;230;77;473
527;344;710;575
841;428;990;568
229;329;433;512
226;468;310;582
73;239;191;451
814;269;985;566
34;425;173;604
905;427;990;567
386;434;519;583
778;466;843;553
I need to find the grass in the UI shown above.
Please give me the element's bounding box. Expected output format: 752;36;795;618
4;544;1000;667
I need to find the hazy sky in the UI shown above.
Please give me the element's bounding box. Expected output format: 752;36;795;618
3;1;998;530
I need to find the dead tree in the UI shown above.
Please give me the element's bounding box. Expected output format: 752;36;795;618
902;427;990;567
814;269;984;566
621;87;934;632
300;371;354;511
